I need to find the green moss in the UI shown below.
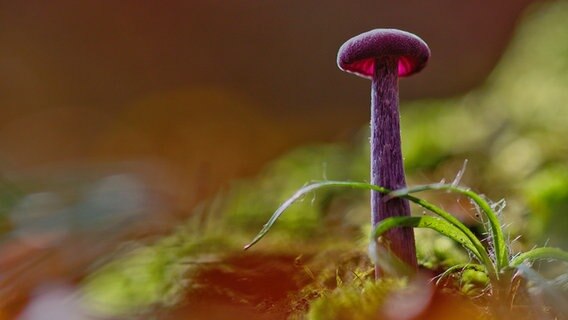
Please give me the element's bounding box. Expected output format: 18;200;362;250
307;279;406;320
81;231;235;317
460;269;490;296
415;229;470;270
82;245;190;316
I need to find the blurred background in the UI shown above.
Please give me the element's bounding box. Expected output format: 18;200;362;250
2;0;568;318
0;0;536;201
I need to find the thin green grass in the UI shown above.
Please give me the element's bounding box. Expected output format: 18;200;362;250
245;179;568;296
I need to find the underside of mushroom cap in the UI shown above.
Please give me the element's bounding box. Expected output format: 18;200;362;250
337;29;430;78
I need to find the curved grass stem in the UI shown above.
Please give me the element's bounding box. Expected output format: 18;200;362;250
510;247;568;267
244;180;497;278
389;183;508;272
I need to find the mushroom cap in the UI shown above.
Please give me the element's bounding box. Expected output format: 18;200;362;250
337;29;430;79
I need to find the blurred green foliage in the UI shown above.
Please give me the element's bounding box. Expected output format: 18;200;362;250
82;245;190;316
404;1;568;249
523;165;568;246
82;229;235;316
223;145;363;238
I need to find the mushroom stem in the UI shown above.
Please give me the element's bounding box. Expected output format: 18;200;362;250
370;57;417;277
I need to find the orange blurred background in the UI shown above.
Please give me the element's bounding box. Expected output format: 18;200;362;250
0;0;537;206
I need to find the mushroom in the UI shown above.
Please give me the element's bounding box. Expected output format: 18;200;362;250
337;29;430;275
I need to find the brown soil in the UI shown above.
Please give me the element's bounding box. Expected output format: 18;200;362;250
162;253;311;320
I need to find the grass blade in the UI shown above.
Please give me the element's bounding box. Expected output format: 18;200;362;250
371;216;483;262
244;181;498;277
390;183;508;270
510;247;568;267
243;181;388;250
244;180;494;277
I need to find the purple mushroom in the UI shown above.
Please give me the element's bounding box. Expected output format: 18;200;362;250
337;29;430;275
